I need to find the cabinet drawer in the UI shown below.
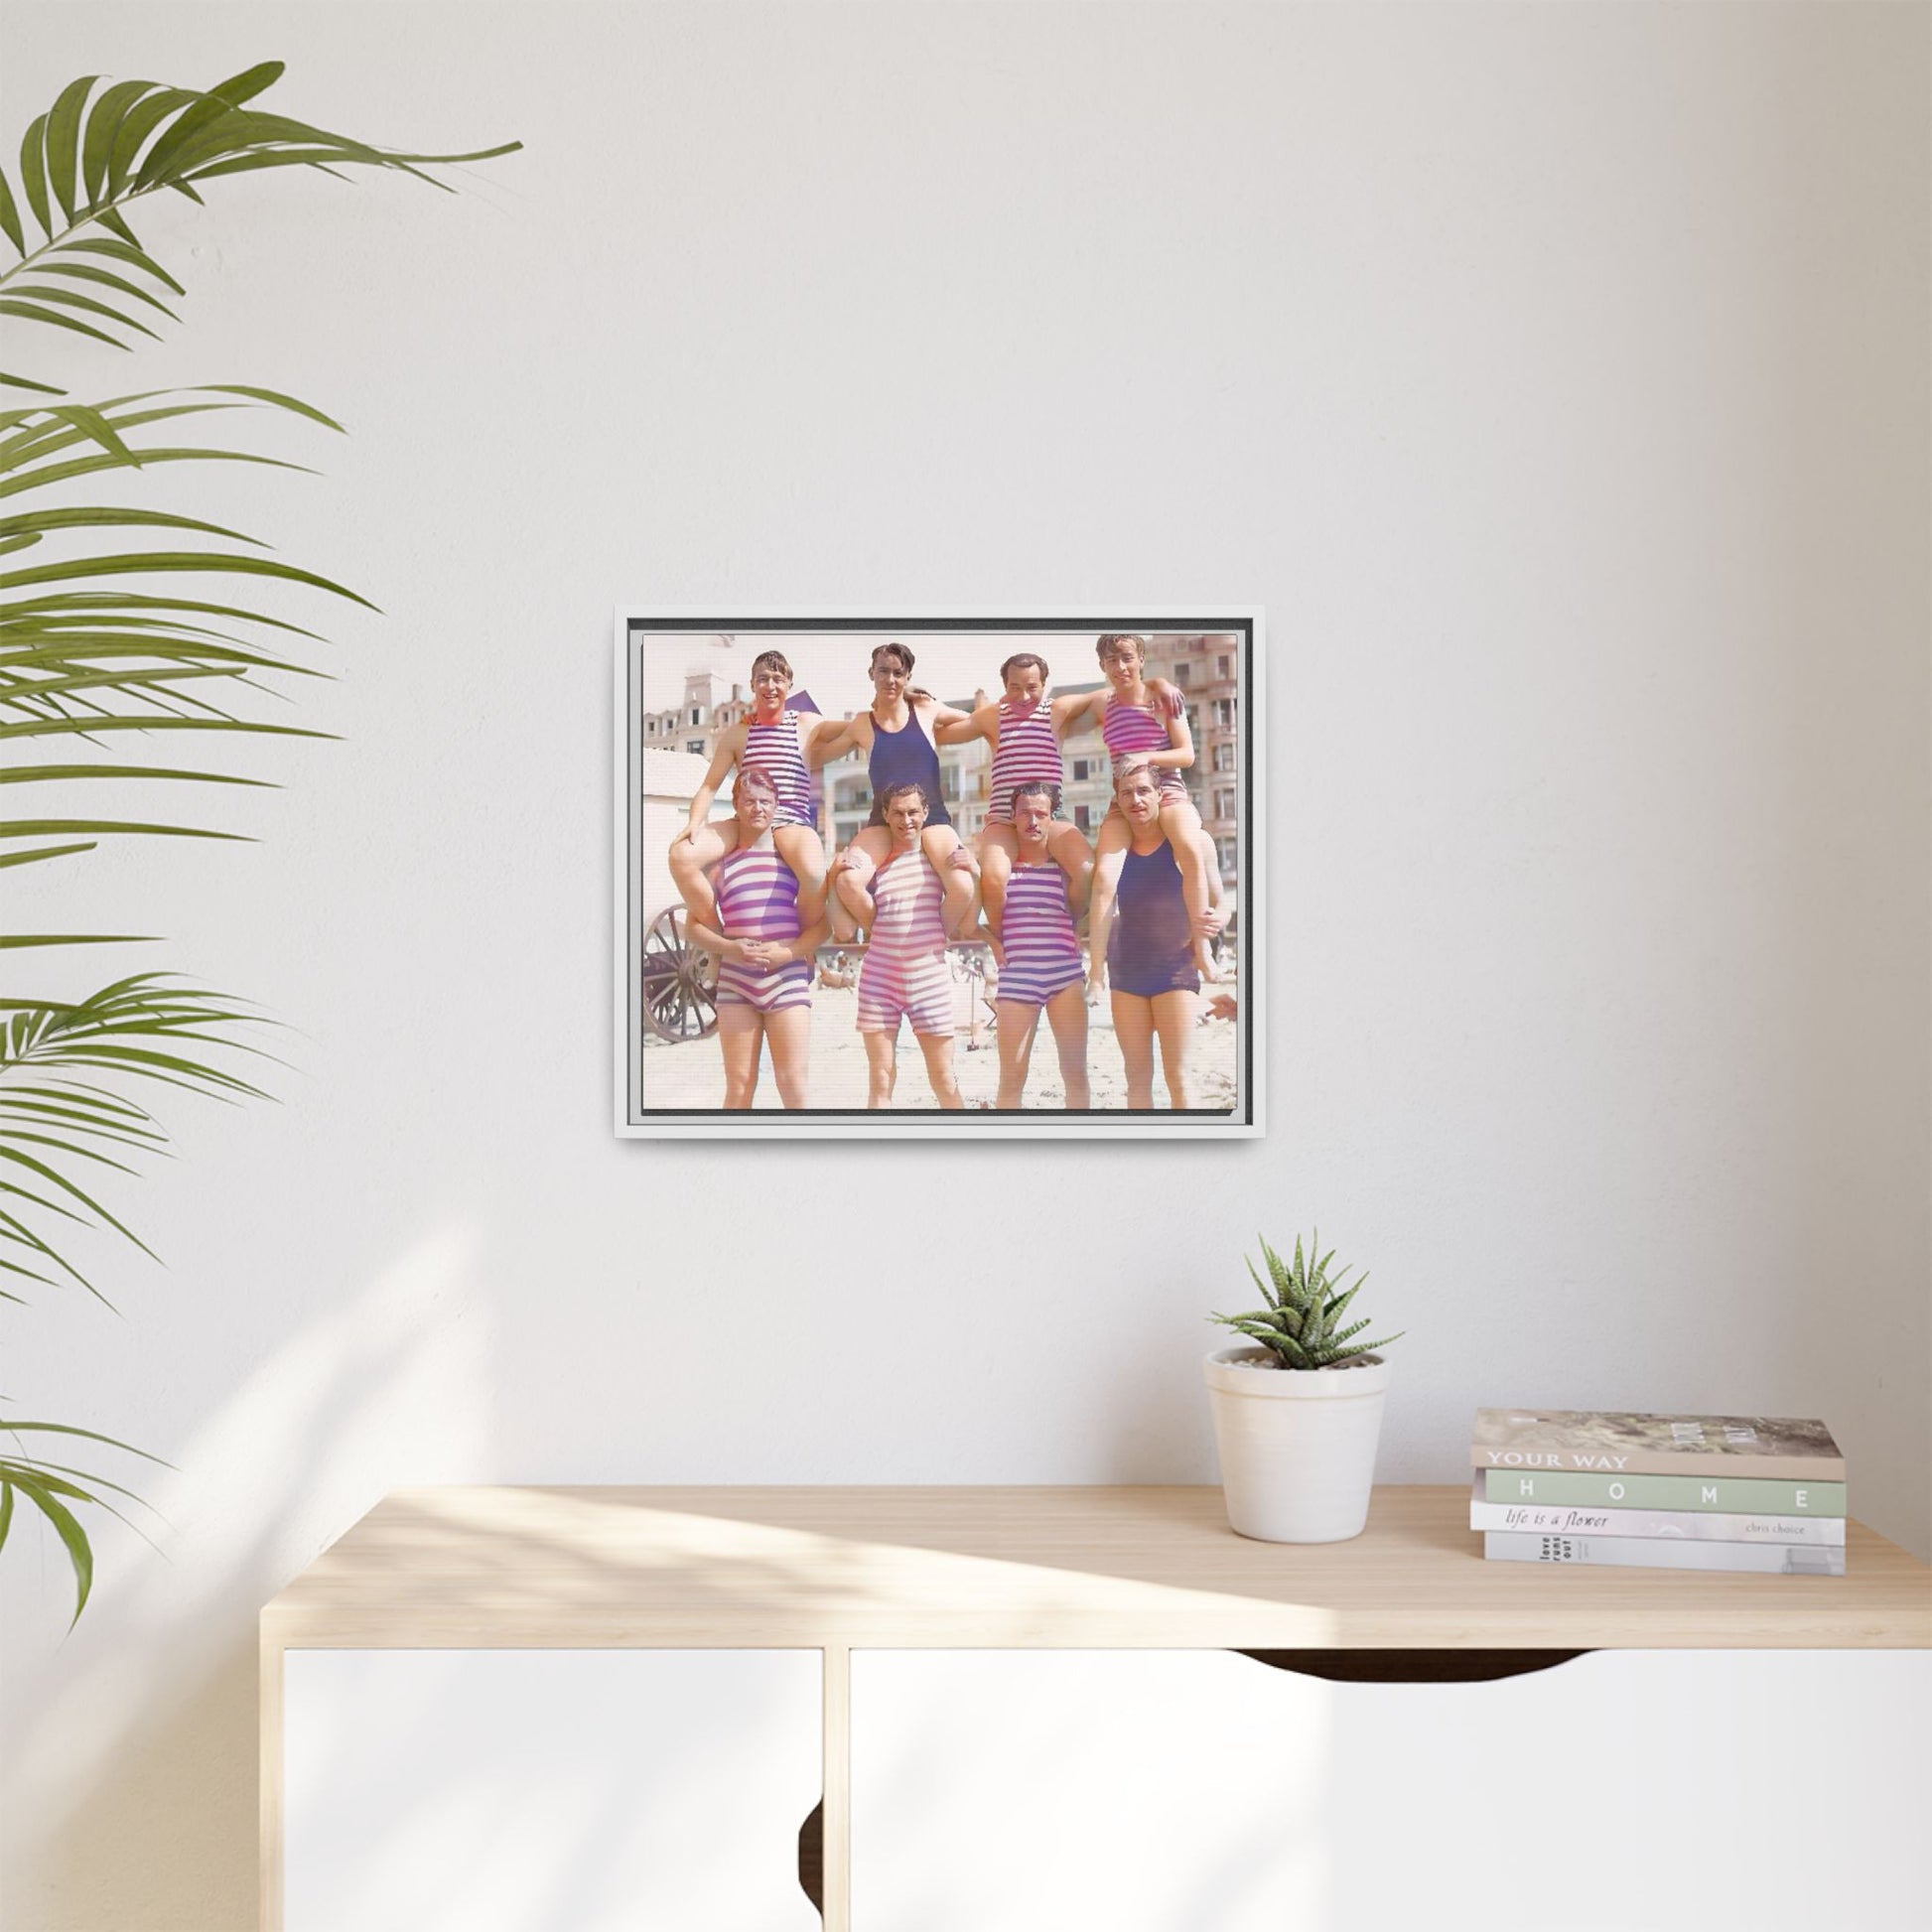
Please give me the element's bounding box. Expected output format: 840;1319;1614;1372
284;1648;821;1932
851;1648;1931;1931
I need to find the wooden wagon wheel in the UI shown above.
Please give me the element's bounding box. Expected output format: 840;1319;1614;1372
639;906;718;1041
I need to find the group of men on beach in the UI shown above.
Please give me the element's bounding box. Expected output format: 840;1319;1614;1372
661;633;1232;1112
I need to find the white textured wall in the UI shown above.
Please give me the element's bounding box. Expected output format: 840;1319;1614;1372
5;3;1927;1927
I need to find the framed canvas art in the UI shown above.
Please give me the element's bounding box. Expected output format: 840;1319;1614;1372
614;612;1261;1138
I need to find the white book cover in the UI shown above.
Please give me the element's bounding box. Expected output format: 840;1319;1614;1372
1466;1477;1845;1545
1483;1532;1845;1577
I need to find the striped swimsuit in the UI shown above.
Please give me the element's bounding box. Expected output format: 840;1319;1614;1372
856;847;953;1037
711;844;811;1014
1101;694;1186;796
996;863;1083;1008
741;713;815;828
985;699;1065;824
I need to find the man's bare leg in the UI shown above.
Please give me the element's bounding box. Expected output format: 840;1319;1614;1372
764;1006;811;1109
920;825;978;936
834;825;894;938
861;1028;897;1108
1086;809;1130;984
1151;988;1198;1109
1110;989;1157;1108
773;824;829;925
1042;982;1090;1109
716;1004;761;1109
994;1000;1040;1107
1046;821;1093;895
1157;794;1223;983
915;1031;964;1109
669;818;739;927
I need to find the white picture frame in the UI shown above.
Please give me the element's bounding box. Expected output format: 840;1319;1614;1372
614;611;1263;1139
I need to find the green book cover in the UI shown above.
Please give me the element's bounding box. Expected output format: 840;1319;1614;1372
1481;1468;1847;1516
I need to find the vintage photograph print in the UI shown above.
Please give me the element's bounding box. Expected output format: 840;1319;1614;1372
614;614;1261;1138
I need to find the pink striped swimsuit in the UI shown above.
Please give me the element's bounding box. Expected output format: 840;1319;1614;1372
711;844;811;1013
1101;694;1186;796
741;713;815;828
996;863;1083;1008
985;698;1064;824
856;847;953;1037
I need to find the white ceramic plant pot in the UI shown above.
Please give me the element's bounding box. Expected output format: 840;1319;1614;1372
1203;1346;1393;1544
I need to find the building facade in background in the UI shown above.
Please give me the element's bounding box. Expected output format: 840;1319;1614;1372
1144;633;1241;887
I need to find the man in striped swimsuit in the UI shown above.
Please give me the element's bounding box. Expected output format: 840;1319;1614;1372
936;648;1182;939
1073;631;1225;986
669;648;844;937
989;779;1093;1109
841;780;963;1109
684;766;824;1108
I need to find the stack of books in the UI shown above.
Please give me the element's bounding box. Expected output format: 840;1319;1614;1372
1469;1408;1846;1577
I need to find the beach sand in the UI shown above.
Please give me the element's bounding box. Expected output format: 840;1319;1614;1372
639;962;1239;1113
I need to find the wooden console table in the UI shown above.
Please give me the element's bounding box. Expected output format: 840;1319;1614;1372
260;1484;1932;1930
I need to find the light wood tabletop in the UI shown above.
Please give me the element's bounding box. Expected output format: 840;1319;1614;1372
261;1483;1932;1651
260;1484;1932;1929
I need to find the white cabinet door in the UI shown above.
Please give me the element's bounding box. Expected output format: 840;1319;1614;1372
285;1648;821;1932
851;1649;1931;1932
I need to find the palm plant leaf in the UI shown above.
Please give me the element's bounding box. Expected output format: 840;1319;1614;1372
0;976;270;1301
0;1417;169;1623
0;387;347;928
2;1472;93;1620
2;64;519;393
0;505;262;543
0;384;344;877
2;62;514;1622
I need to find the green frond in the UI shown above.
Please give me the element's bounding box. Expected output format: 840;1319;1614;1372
0;167;25;256
79;81;157;207
35;259;180;321
0;548;379;608
4;279;162;343
0;297;127;349
0;1412;172;1621
0;1023;264;1285
0;763;278;789
0;1416;170;1461
18;116;54;241
60;237;185;296
0;816;250;845
0;841;95;870
2;64;516;388
1;63;516;1623
3;1474;92;1622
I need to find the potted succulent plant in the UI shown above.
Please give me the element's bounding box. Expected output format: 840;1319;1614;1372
1204;1234;1404;1544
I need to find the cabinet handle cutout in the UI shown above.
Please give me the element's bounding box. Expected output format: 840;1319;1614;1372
797;1796;824;1917
1236;1648;1588;1684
